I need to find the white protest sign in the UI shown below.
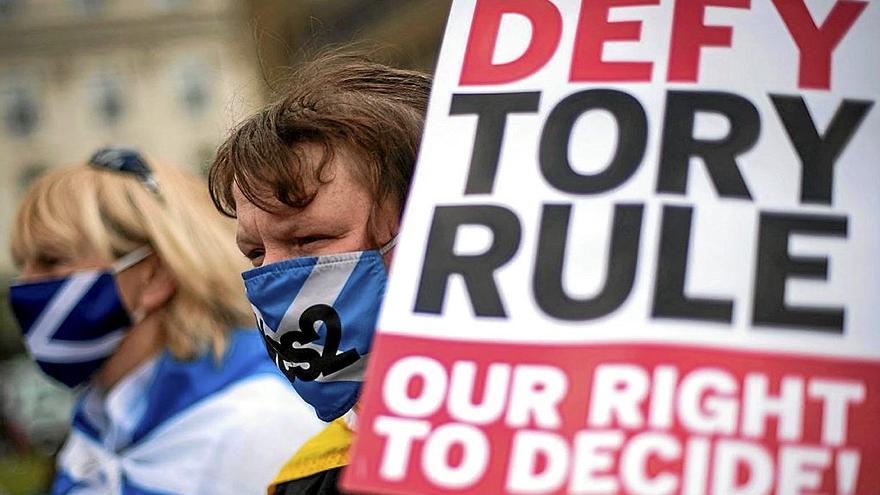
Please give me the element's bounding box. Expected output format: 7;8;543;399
345;1;880;493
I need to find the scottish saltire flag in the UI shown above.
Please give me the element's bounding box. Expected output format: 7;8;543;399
242;250;388;421
52;330;324;495
10;271;130;387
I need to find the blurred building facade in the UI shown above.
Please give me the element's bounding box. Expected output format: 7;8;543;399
0;0;264;273
249;0;450;79
0;0;448;275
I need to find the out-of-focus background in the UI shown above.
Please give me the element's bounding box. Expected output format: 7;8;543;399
0;1;448;493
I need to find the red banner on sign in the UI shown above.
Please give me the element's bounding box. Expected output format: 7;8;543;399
345;334;879;494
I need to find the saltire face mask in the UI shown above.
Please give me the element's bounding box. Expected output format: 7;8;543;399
8;247;152;388
242;238;395;422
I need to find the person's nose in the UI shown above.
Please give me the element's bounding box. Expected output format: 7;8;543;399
260;245;301;267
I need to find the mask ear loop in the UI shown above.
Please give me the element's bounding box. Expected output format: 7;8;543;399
379;234;398;255
111;246;153;274
111;246;153;324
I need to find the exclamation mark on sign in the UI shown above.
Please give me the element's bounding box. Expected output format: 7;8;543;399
836;450;860;494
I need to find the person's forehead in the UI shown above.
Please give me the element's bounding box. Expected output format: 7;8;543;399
233;161;370;213
233;148;374;234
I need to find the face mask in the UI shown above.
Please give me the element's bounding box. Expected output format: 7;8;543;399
242;237;396;422
8;247;152;388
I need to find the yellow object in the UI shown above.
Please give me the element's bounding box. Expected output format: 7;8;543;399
268;418;353;494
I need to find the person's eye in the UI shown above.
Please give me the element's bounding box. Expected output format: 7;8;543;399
297;235;330;246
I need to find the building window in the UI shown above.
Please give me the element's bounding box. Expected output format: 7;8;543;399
89;71;125;126
18;163;49;191
70;0;104;15
0;0;22;20
3;83;39;137
156;0;189;10
178;60;210;117
196;143;214;177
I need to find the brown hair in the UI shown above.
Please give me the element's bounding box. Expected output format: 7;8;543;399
209;51;432;234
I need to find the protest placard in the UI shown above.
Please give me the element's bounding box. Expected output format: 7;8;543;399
344;1;879;493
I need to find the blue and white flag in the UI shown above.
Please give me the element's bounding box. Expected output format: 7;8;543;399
52;329;324;495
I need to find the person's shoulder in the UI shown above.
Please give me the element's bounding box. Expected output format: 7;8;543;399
183;357;326;494
268;417;353;495
273;467;345;495
155;327;278;395
127;327;287;442
207;369;315;420
206;329;319;416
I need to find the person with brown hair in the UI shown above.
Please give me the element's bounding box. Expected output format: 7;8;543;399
208;52;431;494
8;147;324;494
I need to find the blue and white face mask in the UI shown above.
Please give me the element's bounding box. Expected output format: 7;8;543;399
8;247;152;388
242;237;395;422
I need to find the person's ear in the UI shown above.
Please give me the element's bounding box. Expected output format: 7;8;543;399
372;199;401;271
137;259;177;316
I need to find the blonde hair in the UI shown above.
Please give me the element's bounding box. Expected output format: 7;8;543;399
10;154;253;360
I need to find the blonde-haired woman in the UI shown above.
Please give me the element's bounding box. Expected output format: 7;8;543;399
8;147;323;495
